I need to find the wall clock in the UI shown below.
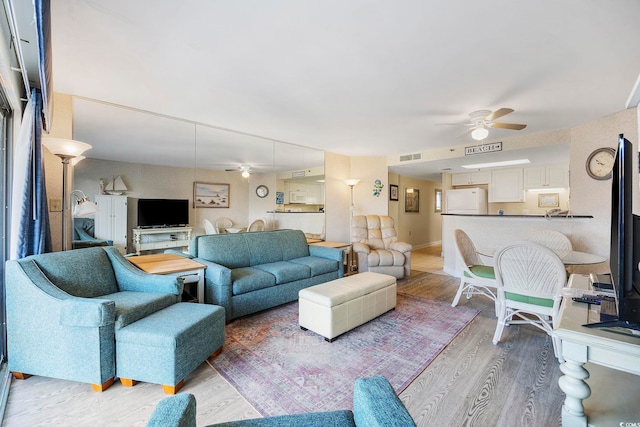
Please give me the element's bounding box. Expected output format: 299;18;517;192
256;185;269;198
586;147;616;180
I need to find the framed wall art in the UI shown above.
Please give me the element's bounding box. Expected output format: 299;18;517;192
390;184;399;201
405;188;419;213
193;182;230;208
538;193;559;208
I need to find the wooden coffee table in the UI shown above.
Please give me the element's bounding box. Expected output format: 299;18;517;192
127;253;206;303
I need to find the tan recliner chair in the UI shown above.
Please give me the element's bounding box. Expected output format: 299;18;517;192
351;215;412;279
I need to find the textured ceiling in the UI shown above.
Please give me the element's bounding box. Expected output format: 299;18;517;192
16;1;640;179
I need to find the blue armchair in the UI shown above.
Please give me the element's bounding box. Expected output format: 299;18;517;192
147;376;416;426
5;246;183;391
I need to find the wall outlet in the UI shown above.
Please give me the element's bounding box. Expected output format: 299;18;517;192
49;198;62;212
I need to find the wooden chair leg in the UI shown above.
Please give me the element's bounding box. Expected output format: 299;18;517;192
91;378;115;392
11;372;32;380
120;378;138;387
210;346;223;359
162;379;184;395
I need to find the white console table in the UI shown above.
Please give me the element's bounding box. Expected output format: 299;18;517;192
132;227;192;255
556;274;640;426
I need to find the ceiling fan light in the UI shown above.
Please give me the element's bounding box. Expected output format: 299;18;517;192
471;127;489;141
241;170;250;178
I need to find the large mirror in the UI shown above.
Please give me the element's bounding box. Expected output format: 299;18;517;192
72;97;325;251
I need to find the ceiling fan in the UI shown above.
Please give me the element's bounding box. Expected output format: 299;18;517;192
224;164;251;178
437;108;527;141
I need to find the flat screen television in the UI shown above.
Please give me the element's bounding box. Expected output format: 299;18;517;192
137;199;189;228
587;134;640;330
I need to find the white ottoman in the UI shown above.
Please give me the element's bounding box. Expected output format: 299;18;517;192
298;272;397;342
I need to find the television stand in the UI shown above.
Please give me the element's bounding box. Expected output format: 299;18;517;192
132;226;192;255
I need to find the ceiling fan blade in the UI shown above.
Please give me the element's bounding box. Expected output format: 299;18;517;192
458;128;473;137
490;122;527;130
435;121;468;126
224;168;238;171
487;108;514;121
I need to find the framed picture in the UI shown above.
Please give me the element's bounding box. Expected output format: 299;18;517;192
405;188;420;213
193;182;230;208
538;193;559;208
390;184;399;201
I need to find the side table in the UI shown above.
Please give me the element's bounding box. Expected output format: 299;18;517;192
127;253;206;303
309;241;357;276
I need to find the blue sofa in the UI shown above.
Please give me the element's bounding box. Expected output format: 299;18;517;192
189;229;344;321
147;375;416;427
5;246;183;391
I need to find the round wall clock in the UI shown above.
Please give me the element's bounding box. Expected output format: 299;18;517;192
256;185;269;198
586;147;616;180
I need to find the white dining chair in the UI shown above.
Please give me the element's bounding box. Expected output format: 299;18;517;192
203;219;216;235
492;241;567;362
247;218;266;232
524;229;572;252
451;229;498;315
215;217;233;234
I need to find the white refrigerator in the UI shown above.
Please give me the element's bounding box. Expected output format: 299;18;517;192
445;188;488;214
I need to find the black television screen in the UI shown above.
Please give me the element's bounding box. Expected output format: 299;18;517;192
137;199;189;228
588;134;640;330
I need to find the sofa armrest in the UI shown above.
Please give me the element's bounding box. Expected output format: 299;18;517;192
60;298;116;328
103;247;183;296
352;242;371;254
309;245;344;262
147;393;196;427
389;241;412;253
353;376;415;427
194;258;233;318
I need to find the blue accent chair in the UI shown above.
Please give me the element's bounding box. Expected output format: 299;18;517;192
5;246;183;391
147;376;416;427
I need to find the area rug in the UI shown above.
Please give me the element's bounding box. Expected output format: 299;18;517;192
207;293;479;416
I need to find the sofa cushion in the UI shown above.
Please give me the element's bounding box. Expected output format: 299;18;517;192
253;261;310;284
30;247;119;298
277;229;310;260
196;234;251;268
245;232;286;265
98;291;177;330
290;256;340;277
232;267;277;295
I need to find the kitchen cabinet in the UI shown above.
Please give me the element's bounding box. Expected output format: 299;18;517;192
305;183;324;205
489;168;525;202
94;195;129;253
524;164;569;189
451;170;492;186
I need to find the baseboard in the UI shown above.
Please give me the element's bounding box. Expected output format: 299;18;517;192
411;240;442;251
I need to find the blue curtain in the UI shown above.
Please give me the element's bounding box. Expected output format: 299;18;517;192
16;89;52;257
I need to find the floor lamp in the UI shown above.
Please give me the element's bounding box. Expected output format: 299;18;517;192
345;179;360;273
42;138;93;251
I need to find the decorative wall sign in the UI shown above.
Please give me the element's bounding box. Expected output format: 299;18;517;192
373;179;384;197
465;142;502;156
193;182;230;208
405;188;420;213
390;184;399;201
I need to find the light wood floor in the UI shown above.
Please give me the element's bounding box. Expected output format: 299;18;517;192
1;247;563;426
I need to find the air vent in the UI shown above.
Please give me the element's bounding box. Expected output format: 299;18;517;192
399;152;422;162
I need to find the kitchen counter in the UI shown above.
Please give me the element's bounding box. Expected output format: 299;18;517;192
441;213;593;218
